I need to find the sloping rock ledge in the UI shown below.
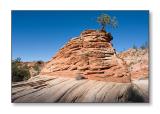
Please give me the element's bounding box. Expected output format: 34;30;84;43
12;75;149;103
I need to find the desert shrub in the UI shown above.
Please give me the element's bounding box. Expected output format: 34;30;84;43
140;45;146;50
15;57;21;63
140;41;149;50
37;60;43;64
108;32;113;41
12;58;31;82
33;63;40;74
132;44;137;49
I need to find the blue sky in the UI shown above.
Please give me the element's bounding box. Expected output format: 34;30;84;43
12;10;149;62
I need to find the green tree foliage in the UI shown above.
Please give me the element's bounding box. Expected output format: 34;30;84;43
97;14;118;31
12;58;31;82
133;44;137;49
108;32;113;41
33;63;40;74
15;57;21;63
140;45;145;50
37;60;43;64
140;41;149;49
33;61;44;75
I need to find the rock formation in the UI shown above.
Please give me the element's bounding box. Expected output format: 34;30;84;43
40;30;131;83
12;75;148;103
12;30;149;103
118;48;148;80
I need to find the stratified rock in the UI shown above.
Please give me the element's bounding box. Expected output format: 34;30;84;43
40;30;131;83
118;48;148;80
12;75;148;103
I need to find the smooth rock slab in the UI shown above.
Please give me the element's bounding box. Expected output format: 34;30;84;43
12;75;149;103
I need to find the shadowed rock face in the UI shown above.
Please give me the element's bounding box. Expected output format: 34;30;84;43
40;30;131;83
12;75;148;103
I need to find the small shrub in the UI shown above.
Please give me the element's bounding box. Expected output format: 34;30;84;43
140;41;149;50
140;45;146;50
32;61;44;75
15;57;21;63
33;64;40;73
37;60;43;64
132;44;137;49
12;58;31;82
108;32;113;41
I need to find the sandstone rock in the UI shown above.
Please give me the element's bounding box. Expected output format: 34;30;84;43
117;48;148;80
40;30;131;83
12;75;148;103
20;61;45;77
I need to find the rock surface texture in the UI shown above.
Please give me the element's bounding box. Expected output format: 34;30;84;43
12;75;148;103
41;30;131;83
118;48;148;80
12;30;149;103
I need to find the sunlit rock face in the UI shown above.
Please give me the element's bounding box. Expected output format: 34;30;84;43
40;30;131;83
117;48;148;80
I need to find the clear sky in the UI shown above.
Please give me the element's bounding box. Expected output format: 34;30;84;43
12;10;149;62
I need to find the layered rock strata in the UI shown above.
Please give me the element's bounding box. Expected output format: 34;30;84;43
41;30;131;83
12;75;148;103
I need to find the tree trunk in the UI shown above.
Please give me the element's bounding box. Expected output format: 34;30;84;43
101;25;106;31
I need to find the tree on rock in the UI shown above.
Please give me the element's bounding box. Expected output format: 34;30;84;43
97;14;118;31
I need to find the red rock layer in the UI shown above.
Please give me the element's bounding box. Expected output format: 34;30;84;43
41;30;131;83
